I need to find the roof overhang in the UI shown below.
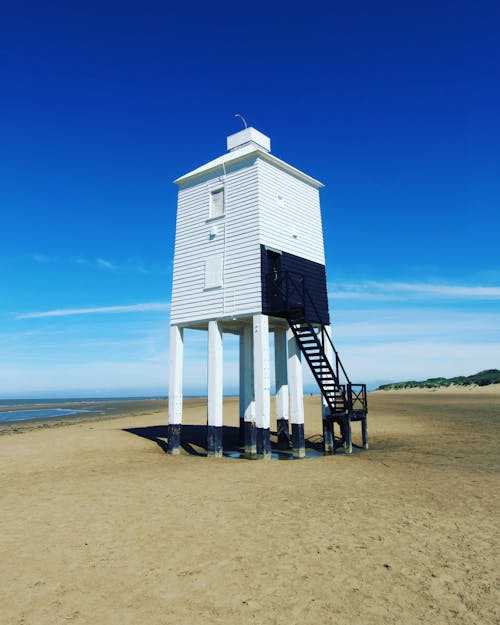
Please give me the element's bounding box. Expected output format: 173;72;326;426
174;146;324;189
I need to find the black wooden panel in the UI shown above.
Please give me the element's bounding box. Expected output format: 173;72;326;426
260;245;330;325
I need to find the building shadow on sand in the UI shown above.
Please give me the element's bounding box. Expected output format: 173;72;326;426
123;424;326;458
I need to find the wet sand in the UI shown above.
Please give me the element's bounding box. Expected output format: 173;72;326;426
0;399;170;435
0;390;498;624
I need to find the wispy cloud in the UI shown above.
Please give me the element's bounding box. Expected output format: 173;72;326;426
17;302;170;319
96;257;115;270
331;308;500;345
32;253;51;263
73;256;116;270
330;281;500;300
30;253;166;275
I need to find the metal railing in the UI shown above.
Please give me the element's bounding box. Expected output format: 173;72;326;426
266;270;368;418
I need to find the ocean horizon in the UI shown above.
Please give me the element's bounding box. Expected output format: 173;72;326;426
0;384;383;425
0;396;168;408
0;396;167;425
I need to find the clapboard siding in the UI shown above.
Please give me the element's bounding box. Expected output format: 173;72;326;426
171;149;329;326
256;159;325;265
171;157;262;325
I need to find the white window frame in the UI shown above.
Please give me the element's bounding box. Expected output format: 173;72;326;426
204;254;224;290
208;187;225;220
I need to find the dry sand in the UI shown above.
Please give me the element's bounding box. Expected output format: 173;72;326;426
0;389;498;625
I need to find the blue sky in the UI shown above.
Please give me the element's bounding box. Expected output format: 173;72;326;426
1;0;498;397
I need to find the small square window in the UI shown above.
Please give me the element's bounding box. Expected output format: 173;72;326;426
210;188;224;218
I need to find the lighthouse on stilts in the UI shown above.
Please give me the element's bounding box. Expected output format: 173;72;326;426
168;125;368;458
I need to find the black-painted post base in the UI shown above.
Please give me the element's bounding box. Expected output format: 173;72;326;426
207;425;223;457
343;416;352;454
244;421;257;458
239;416;245;447
167;424;181;455
361;418;368;449
323;418;334;454
291;423;305;458
277;418;290;451
256;427;271;459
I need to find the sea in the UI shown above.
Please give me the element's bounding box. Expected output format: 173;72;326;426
0;396;166;425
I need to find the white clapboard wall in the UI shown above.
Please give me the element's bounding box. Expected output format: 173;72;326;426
257;158;325;265
170;128;324;326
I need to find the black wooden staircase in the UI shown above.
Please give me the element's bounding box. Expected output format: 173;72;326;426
267;270;368;452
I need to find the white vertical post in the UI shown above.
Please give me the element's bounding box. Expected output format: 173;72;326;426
207;320;223;457
239;332;245;445
168;325;184;454
241;323;255;455
274;328;290;451
322;325;335;453
253;314;271;459
288;329;305;458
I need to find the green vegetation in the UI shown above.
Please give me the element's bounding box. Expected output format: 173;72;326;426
378;369;500;390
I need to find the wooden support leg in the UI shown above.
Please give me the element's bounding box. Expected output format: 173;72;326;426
168;325;183;454
244;420;256;457
241;324;256;457
288;329;305;459
339;418;346;447
207;320;223;457
362;417;368;449
239;333;245;447
256;427;271;459
291;423;305;457
323;418;334;454
254;315;271;459
275;329;290;451
345;415;352;454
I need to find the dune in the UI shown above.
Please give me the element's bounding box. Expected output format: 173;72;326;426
374;382;500;394
0;391;498;624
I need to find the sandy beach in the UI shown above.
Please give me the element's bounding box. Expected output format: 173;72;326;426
0;389;498;625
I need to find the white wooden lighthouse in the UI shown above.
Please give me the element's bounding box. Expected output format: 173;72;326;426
168;125;367;458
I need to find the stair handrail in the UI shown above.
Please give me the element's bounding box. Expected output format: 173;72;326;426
320;325;352;387
284;271;353;387
266;269;368;415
